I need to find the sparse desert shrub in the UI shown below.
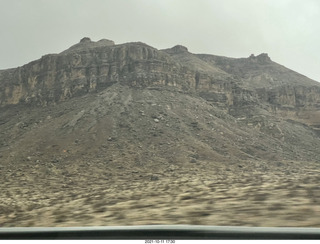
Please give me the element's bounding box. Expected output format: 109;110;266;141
253;193;268;202
53;208;68;223
267;203;286;211
54;215;66;223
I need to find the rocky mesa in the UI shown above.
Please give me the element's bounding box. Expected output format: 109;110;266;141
1;38;320;121
1;38;320;227
1;37;320;161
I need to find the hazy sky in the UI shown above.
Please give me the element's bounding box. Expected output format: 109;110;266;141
1;0;319;82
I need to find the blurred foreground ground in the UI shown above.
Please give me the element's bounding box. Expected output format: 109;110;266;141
1;159;320;227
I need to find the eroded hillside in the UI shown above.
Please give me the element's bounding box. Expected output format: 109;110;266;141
0;38;320;227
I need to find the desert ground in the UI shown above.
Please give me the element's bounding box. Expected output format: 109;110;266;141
1;158;320;227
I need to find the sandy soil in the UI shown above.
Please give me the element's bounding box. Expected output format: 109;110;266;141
1;159;320;227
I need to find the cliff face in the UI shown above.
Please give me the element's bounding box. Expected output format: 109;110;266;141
1;37;320;129
2;38;320;228
0;39;180;106
195;52;320;131
0;38;205;106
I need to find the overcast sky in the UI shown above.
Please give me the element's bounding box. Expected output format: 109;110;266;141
1;0;319;82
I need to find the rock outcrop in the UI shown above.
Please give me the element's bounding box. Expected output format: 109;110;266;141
2;38;320;228
1;38;318;110
0;39;197;106
1;37;320;134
